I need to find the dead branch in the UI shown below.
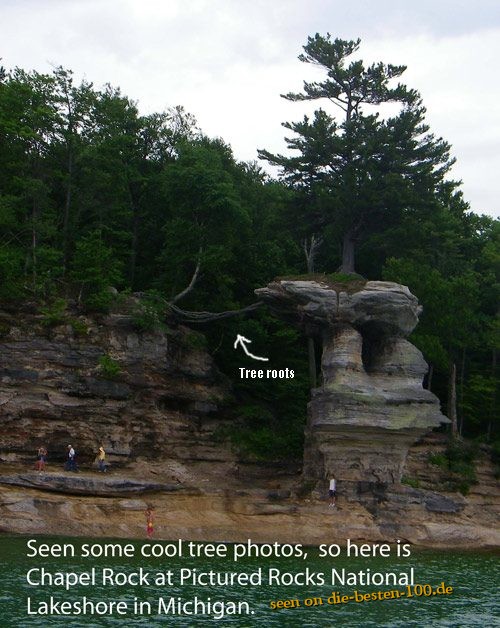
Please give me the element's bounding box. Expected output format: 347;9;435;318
170;249;202;304
302;234;323;273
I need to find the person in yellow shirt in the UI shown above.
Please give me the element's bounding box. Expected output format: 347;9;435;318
96;446;106;472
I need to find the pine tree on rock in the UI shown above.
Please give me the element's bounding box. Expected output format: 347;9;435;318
259;33;455;274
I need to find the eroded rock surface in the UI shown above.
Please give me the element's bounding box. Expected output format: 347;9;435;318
256;279;448;486
0;308;233;468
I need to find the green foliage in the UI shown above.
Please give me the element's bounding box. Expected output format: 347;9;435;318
428;439;478;495
0;244;24;300
0;53;497;462
98;354;121;379
462;374;498;432
131;290;166;332
446;438;478;469
224;423;302;462
212;313;309;462
69;318;89;336
40;298;67;327
259;34;455;274
401;476;420;488
70;230;123;311
181;330;207;351
428;453;448;468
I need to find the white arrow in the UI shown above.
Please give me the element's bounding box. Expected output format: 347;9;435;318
233;334;269;362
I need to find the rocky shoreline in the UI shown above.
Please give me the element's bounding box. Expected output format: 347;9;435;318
0;288;498;549
1;446;498;549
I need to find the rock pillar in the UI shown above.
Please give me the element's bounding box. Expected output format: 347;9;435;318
255;280;448;490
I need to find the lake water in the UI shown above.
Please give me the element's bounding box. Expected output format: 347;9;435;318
0;536;498;627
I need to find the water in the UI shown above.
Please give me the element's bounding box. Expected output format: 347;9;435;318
0;536;498;627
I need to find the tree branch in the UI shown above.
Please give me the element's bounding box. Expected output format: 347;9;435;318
170;249;202;304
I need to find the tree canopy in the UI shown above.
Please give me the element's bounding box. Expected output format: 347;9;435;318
0;48;497;457
259;34;456;274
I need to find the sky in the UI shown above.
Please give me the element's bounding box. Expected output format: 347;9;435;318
1;0;499;218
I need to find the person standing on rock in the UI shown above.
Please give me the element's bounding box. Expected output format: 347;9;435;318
329;476;337;508
96;446;107;472
35;446;47;472
145;506;154;538
66;445;77;472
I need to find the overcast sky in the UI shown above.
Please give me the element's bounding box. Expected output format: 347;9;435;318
1;0;499;218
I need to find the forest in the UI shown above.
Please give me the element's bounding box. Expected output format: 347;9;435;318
0;35;497;462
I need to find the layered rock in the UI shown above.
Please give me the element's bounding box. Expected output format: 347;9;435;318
0;298;497;548
255;279;448;487
1;449;498;547
0;307;233;468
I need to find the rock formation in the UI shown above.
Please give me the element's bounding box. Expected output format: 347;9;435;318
0;298;498;548
0;306;232;468
255;279;449;488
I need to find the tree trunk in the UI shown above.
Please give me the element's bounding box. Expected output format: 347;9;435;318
448;361;458;436
340;229;356;274
303;234;322;274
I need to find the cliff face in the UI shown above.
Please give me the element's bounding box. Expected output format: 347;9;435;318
1;438;498;548
0;307;232;468
255;280;448;488
0;300;498;549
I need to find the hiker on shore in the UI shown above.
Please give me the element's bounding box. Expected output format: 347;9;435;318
65;444;77;471
145;506;154;538
95;446;107;472
35;446;47;472
329;475;337;507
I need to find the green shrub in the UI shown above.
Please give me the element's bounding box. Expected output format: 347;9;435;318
98;354;121;379
224;422;303;462
131;290;166;331
84;289;116;313
428;453;447;468
230;426;280;461
40;298;68;327
238;404;275;425
401;476;420;488
69;318;89;336
0;244;25;301
429;438;478;494
182;330;207;350
446;438;478;466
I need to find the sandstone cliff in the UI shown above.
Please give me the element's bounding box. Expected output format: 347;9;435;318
0;305;233;468
0;295;498;549
255;279;447;487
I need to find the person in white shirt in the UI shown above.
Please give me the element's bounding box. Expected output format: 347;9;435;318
329;476;337;507
66;445;77;471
